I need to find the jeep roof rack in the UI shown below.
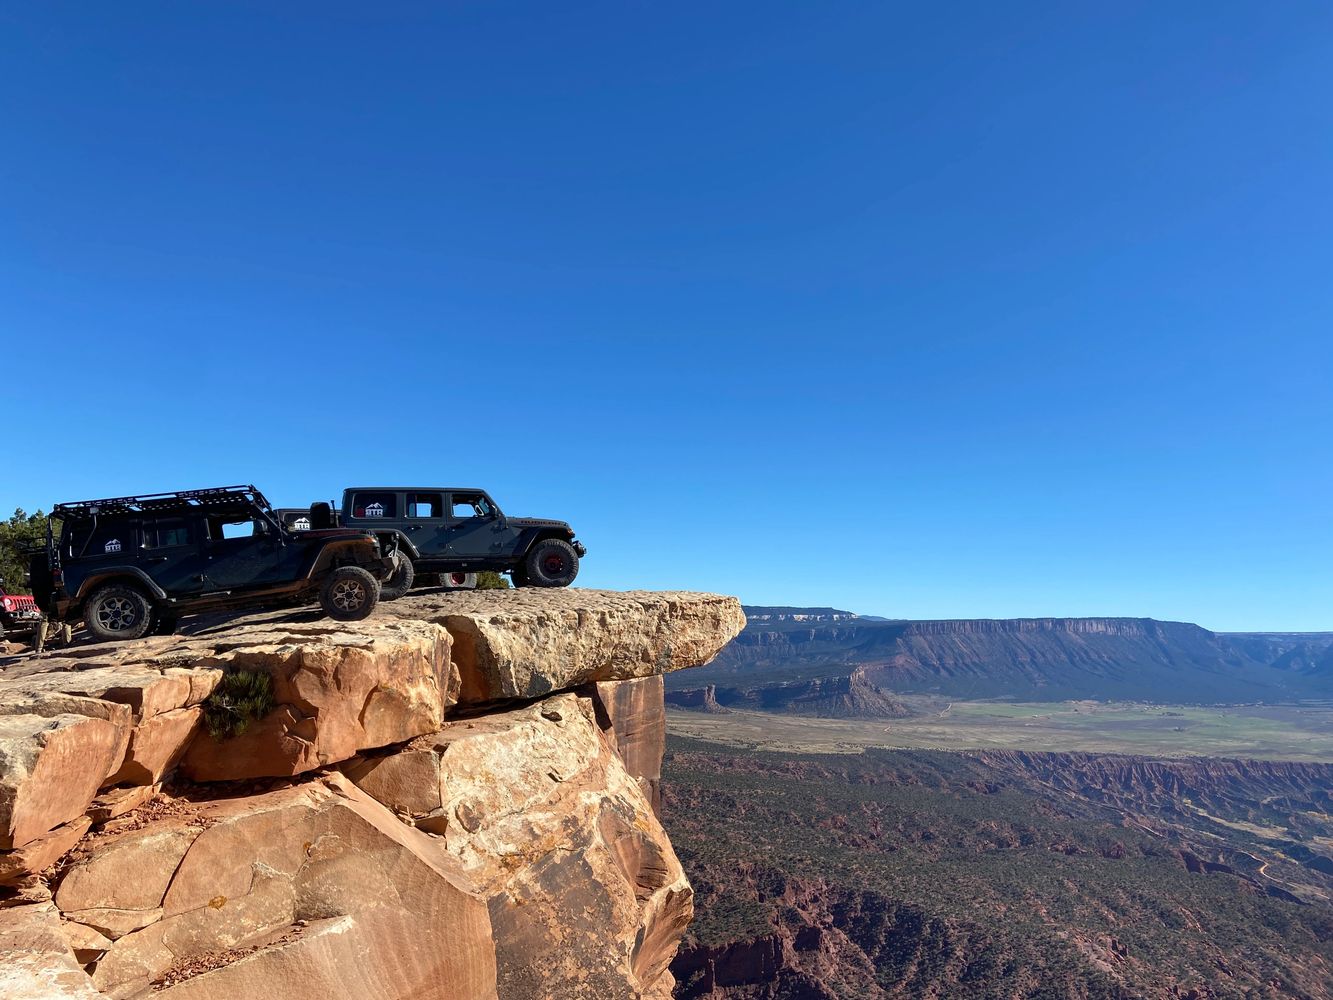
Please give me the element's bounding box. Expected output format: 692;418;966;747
53;485;275;518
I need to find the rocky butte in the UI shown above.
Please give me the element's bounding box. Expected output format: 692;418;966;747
0;589;745;1000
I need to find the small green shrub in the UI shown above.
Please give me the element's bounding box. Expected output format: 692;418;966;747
475;571;510;590
202;670;276;740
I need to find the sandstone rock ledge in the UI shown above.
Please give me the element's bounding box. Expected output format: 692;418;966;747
0;589;744;1000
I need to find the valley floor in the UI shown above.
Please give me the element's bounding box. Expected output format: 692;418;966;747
667;698;1333;762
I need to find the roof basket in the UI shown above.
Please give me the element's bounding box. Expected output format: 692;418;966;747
53;485;273;518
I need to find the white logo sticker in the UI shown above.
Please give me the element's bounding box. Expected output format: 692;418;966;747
364;503;385;518
104;539;122;553
292;517;311;531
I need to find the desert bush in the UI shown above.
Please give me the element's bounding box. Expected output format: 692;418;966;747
202;670;276;740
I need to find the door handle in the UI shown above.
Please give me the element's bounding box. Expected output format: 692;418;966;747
145;556;168;563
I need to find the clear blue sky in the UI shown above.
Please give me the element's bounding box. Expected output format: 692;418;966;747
4;3;1331;630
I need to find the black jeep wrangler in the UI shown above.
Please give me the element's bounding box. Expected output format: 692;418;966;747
280;487;585;595
29;485;396;642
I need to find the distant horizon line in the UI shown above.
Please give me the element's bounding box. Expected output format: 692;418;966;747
736;603;1333;635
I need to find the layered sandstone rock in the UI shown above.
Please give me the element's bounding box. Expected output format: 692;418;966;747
0;901;103;999
0;714;125;851
53;776;496;999
378;589;745;703
591;675;668;813
0;589;744;998
344;693;690;998
176;619;458;781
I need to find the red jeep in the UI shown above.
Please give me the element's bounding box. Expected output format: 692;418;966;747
0;577;42;642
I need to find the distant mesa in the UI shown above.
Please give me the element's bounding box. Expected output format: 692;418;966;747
742;606;863;623
670;608;1333;707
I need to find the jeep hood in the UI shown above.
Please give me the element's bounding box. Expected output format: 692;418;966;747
508;518;574;531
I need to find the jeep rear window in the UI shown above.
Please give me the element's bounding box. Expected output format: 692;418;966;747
352;493;396;519
144;518;196;549
406;493;442;518
65;520;135;558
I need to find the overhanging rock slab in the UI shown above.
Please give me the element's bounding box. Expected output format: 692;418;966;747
377;589;745;704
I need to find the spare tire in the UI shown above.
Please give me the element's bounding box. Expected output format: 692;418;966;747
379;550;415;601
28;553;53;614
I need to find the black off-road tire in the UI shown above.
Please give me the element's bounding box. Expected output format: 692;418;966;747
509;566;529;588
320;566;380;621
379;550;415;601
84;584;156;642
524;539;579;588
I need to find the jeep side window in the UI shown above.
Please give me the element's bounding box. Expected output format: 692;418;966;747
352;492;397;519
451;495;493;519
210;517;265;541
143;518;197;549
406;493;442;519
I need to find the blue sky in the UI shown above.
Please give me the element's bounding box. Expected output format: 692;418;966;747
4;3;1332;630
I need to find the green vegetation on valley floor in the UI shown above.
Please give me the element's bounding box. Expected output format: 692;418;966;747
667;698;1333;762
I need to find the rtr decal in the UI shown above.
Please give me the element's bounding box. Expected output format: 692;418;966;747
104;539;122;553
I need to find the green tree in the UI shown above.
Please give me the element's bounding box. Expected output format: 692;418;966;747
475;571;511;590
0;509;48;595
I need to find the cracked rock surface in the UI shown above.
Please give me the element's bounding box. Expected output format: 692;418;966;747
0;589;744;998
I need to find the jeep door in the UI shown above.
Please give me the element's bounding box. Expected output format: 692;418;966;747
139;517;207;595
444;492;518;560
202;514;293;591
402;492;448;558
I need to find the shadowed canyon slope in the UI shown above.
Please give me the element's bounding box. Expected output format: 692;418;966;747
667;608;1333;706
663;738;1333;1000
0;589;744;1000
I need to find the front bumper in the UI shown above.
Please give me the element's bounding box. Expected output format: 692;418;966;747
573;540;587;558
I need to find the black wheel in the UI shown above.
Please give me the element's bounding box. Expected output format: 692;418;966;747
524;539;579;587
320;566;380;621
83;584;155;642
379;550;415;601
509;566;529;588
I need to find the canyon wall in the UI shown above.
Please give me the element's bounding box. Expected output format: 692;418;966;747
675;612;1316;703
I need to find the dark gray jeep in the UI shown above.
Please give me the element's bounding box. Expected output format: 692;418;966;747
282;487;585;595
29;485;396;642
